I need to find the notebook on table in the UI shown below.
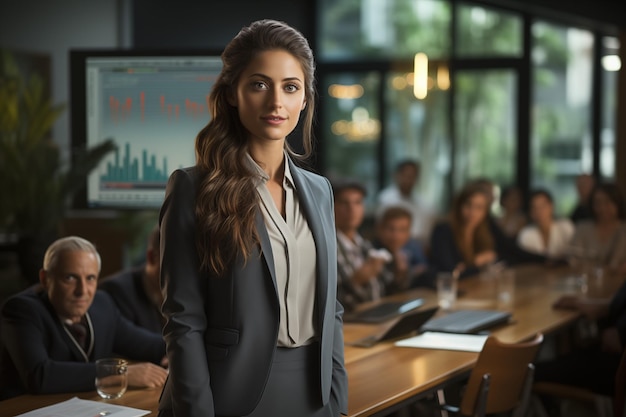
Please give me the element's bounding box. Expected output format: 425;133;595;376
344;298;424;324
420;309;512;334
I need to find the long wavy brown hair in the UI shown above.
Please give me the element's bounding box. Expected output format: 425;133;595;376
195;20;316;275
449;182;494;266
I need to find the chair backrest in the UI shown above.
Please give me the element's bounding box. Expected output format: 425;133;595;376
460;333;544;416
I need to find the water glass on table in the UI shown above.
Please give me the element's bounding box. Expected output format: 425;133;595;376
95;358;128;399
436;272;458;311
496;269;515;310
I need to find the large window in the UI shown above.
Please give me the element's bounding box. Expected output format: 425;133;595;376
601;36;620;180
384;69;451;210
319;0;451;61
321;72;382;209
531;22;594;216
454;70;518;191
318;0;619;217
455;3;523;57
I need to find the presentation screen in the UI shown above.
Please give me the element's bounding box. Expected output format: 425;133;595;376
70;50;223;209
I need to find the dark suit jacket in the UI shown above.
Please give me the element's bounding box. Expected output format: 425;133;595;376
99;266;164;334
158;160;348;417
0;289;166;399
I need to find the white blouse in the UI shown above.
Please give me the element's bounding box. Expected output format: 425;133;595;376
517;218;575;258
246;154;317;347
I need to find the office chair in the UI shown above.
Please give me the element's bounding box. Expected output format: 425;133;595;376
437;333;544;417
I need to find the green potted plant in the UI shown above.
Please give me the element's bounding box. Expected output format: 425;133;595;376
0;49;116;284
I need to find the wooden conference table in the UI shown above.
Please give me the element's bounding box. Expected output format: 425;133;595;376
1;264;623;417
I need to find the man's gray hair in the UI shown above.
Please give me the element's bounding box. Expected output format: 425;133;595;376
42;236;102;273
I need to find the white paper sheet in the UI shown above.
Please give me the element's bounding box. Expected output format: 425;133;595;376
15;396;150;417
394;331;489;352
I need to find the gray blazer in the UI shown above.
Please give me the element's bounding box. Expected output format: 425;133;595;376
158;158;348;417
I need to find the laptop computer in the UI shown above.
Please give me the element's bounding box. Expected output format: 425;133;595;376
344;298;424;324
349;306;439;347
420;309;512;334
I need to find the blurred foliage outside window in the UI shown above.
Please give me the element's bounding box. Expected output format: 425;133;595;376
318;0;616;217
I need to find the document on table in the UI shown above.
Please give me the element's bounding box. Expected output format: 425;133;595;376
395;331;489;352
15;396;150;417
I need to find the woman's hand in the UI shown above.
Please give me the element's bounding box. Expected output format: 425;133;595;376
474;250;497;267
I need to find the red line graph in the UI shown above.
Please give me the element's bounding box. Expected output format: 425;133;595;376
108;92;210;123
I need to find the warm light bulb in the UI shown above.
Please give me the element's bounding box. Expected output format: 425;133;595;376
413;53;428;99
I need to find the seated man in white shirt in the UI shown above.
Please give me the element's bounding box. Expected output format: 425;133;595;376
377;159;435;248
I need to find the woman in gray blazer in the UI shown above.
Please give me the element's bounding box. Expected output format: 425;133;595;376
157;19;348;417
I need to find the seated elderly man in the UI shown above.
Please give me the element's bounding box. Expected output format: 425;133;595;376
0;236;168;400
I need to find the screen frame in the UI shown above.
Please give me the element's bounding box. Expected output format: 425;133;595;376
69;48;224;210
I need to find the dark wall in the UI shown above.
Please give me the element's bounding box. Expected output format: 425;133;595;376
132;0;315;49
132;0;316;157
133;0;624;52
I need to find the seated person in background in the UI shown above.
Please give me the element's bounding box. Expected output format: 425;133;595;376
517;189;574;260
333;179;387;311
0;236;168;400
495;184;528;239
570;182;626;273
377;159;435;248
373;205;432;289
570;173;595;224
429;181;497;278
471;177;546;266
534;279;626;399
99;225;164;334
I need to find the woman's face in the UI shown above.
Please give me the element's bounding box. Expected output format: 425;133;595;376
232;49;307;145
502;188;522;212
593;190;619;222
461;193;489;228
530;194;553;225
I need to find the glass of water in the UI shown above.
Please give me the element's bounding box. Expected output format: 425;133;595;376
436;272;458;311
95;358;128;399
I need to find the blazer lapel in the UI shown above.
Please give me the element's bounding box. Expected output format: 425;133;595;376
42;293;89;362
256;209;278;294
287;159;330;324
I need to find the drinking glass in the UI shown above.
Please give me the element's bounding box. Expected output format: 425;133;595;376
436;272;457;311
95;358;128;399
496;269;515;310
